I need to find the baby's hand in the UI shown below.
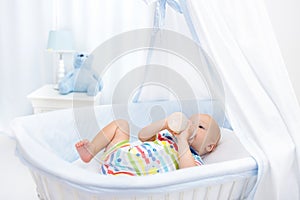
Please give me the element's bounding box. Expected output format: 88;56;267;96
166;112;189;134
175;120;196;143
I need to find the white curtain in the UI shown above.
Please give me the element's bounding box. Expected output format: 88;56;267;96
0;0;154;131
0;1;53;131
186;0;300;199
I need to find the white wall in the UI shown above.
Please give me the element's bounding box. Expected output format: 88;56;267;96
264;0;300;105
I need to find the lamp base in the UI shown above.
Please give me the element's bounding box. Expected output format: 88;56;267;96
55;55;65;83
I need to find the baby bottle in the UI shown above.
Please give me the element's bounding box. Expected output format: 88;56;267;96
167;112;197;141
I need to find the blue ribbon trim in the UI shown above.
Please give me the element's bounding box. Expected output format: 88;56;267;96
153;0;200;46
133;0;201;103
154;0;183;29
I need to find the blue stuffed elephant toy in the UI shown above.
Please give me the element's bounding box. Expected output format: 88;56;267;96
59;53;103;96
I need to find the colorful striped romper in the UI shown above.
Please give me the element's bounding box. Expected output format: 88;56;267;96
99;130;203;176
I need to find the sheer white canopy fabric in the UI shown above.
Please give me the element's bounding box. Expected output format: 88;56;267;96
184;0;300;199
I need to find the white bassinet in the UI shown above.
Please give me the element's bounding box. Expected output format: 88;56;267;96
11;100;257;200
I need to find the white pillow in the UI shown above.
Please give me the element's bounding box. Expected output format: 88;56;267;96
202;128;250;164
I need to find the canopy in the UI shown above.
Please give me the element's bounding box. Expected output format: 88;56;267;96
99;0;299;199
189;0;300;198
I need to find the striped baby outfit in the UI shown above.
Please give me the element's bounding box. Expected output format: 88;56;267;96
99;130;203;176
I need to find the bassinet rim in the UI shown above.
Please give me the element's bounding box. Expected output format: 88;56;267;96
14;125;257;193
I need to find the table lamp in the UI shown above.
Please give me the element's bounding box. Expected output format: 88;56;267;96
47;30;74;88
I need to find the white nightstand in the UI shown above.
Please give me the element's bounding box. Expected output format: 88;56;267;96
27;84;101;114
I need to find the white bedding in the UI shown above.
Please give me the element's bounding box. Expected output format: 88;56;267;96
10;101;256;192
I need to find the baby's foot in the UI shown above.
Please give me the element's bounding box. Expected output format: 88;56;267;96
75;139;94;163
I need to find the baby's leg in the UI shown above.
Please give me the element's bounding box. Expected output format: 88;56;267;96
75;119;130;162
92;119;130;152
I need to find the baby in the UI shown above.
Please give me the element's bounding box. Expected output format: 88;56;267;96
75;112;221;176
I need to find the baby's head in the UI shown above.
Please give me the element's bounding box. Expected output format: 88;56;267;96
189;114;221;156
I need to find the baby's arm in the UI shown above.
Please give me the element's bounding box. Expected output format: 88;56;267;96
177;140;197;168
138;119;167;142
138;112;188;142
176;123;198;169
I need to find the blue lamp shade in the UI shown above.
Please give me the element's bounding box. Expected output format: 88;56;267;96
47;30;74;52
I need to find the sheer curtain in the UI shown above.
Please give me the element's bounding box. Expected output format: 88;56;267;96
187;0;300;199
0;1;53;132
0;0;154;131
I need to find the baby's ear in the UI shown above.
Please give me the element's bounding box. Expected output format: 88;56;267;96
205;144;216;153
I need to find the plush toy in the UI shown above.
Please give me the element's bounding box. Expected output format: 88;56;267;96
58;53;103;96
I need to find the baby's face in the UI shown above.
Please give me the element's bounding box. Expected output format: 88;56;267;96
189;114;220;155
